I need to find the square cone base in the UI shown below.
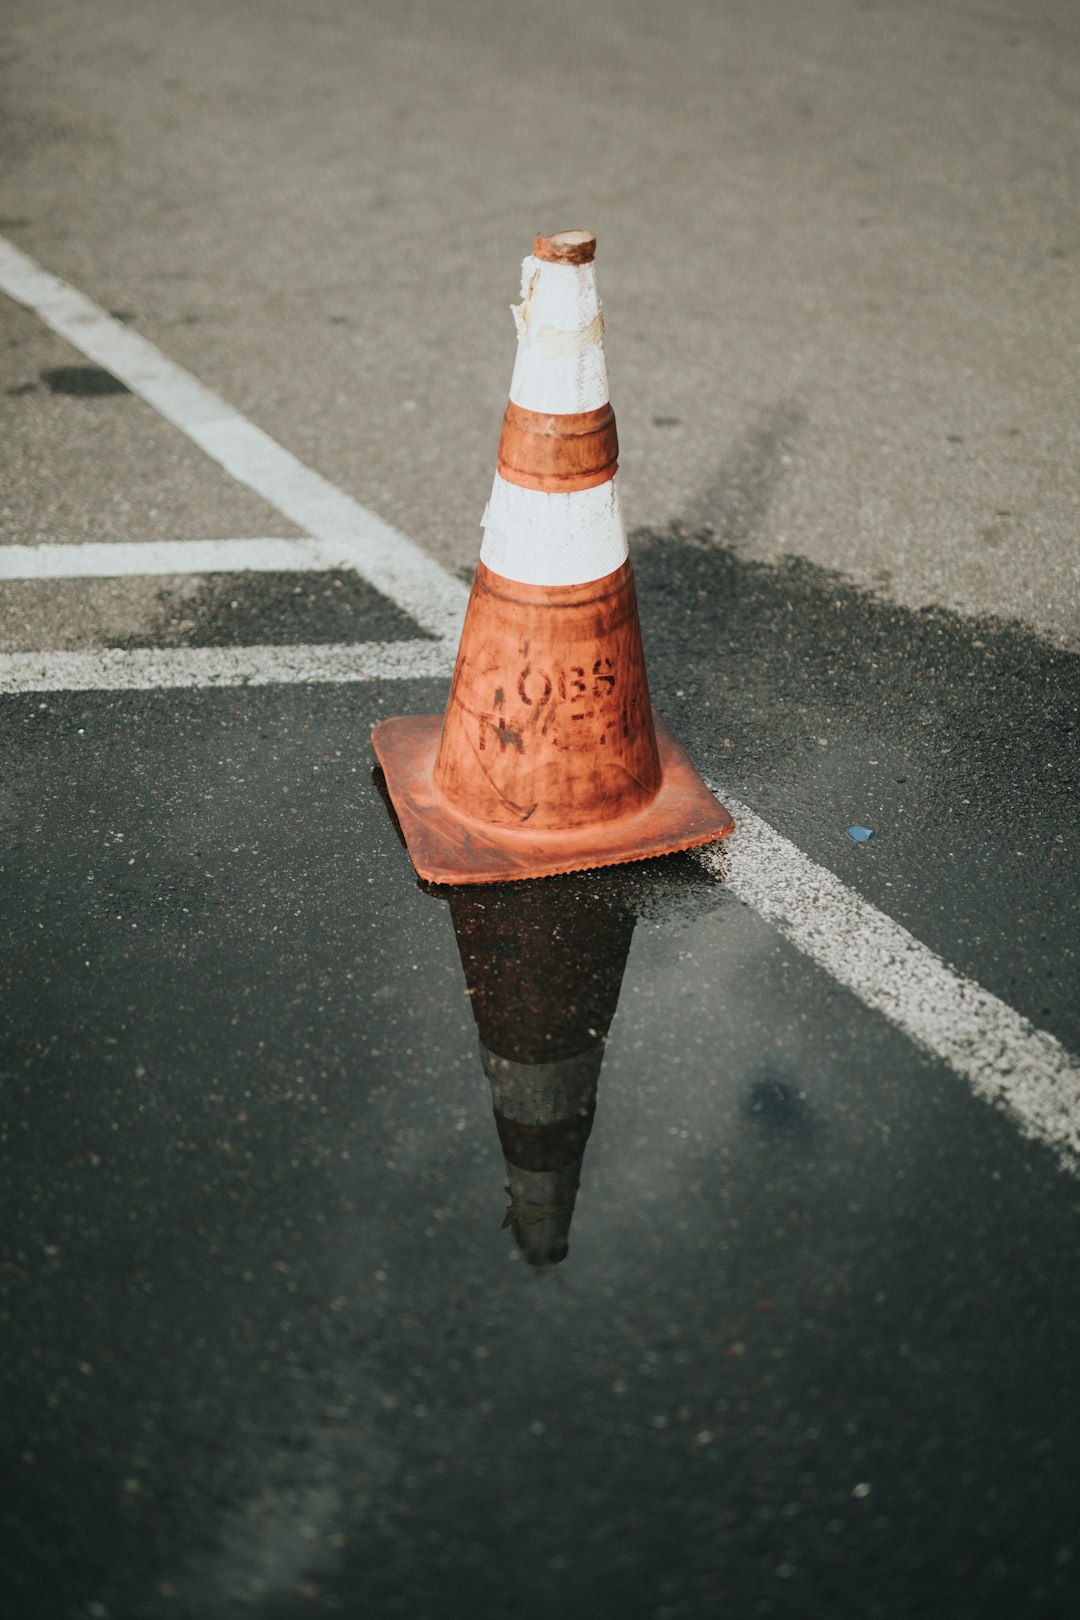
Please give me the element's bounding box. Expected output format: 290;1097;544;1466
371;711;734;886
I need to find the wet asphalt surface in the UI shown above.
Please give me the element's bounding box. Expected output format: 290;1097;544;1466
3;531;1079;1620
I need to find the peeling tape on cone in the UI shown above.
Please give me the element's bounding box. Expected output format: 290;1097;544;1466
371;229;734;885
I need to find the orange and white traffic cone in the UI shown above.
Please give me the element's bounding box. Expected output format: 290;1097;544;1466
372;229;733;884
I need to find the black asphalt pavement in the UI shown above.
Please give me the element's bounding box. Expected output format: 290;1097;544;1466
3;550;1079;1619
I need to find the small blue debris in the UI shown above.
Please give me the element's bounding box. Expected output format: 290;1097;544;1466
847;825;874;843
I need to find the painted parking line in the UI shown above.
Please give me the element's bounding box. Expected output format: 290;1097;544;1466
0;534;453;690
701;815;1080;1175
0;234;469;643
2;234;1078;1177
0;537;375;579
0;641;452;692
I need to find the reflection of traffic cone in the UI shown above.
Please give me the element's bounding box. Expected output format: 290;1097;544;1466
490;1047;599;1268
444;879;635;1265
372;229;734;885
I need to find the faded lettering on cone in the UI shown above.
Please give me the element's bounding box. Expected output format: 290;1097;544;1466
432;560;659;830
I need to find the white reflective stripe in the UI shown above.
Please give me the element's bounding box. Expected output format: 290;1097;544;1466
513;255;600;334
479;474;628;587
509;254;610;414
508;344;610;415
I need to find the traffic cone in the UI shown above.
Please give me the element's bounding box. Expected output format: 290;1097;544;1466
372;229;734;885
444;878;635;1265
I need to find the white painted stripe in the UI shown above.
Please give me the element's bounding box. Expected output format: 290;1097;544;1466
509;254;609;414
480;473;628;586
0;641;454;693
0;236;469;643
699;798;1080;1174
0;538;359;579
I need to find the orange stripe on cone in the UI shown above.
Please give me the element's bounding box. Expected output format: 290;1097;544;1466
497;401;618;493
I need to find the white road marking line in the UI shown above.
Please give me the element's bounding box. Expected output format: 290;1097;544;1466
3;237;1077;1174
0;641;453;692
0;235;469;642
0;538;359;579
700;805;1080;1174
0;538;448;690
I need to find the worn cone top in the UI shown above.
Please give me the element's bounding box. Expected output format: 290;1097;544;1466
371;230;734;884
533;229;597;264
484;228;622;582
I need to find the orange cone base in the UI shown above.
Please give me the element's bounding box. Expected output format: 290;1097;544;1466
372;710;734;886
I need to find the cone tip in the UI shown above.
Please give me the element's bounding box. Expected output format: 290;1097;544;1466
534;229;596;266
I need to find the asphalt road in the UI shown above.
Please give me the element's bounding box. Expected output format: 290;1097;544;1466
2;3;1079;1618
